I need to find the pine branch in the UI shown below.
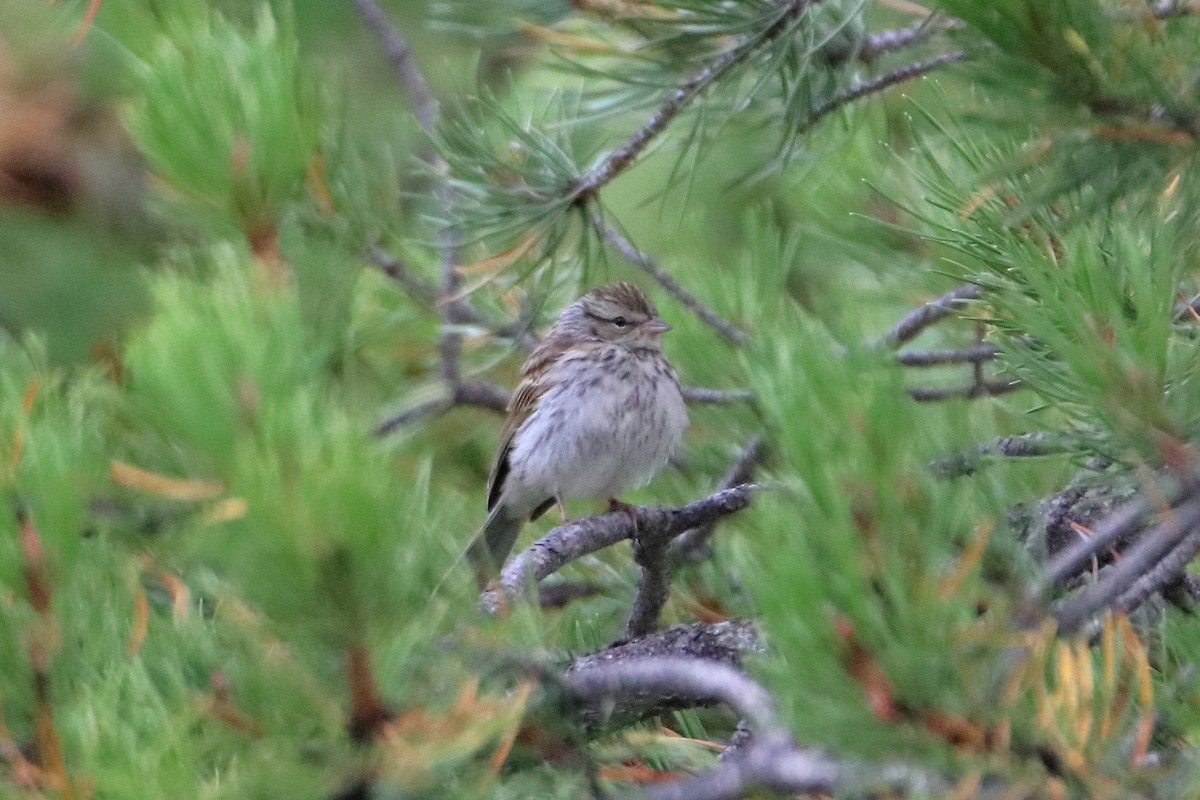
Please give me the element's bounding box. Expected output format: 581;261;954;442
805;51;969;130
568;0;824;204
376;381;751;434
1034;479;1190;597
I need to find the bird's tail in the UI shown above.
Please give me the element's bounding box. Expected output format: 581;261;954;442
464;505;523;590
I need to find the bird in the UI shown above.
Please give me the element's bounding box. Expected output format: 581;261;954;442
465;282;688;588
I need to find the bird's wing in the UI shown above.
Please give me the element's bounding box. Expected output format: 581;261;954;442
485;337;568;512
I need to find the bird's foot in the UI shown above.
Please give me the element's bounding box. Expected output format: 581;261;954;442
607;498;637;516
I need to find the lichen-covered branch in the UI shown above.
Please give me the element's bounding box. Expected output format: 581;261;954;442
567;621;761;726
480;485;755;613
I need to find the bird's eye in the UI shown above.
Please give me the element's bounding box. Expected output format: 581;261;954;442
611;316;628;328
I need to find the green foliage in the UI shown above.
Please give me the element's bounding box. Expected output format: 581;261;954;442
5;0;1200;798
933;0;1200;216
742;318;1000;761
127;5;320;236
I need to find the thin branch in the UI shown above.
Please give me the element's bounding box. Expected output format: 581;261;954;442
376;382;751;435
671;436;767;564
350;0;437;131
896;342;997;367
367;245;437;303
452;381;509;413
569;0;822;203
1088;93;1200;140
564;656;781;734
538;581;604;609
373;396;455;436
906;376;1021;402
881;283;983;348
368;247;539;346
353;1;482;404
806;50;969;131
373;380;508;436
825;16;964;67
863;16;965;58
680;386;757;405
480;485;756;613
644;742;840;800
594;214;749;345
928;432;1071;478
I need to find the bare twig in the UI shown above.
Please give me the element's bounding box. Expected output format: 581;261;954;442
569;0;823;203
350;0;437;130
373;396;455;436
374;380;509;435
480;485;755;612
896;343;997;367
671;436;767;564
595;214;750;346
377;382;751;435
368;245;437;304
906;377;1020;402
354;0;468;413
929;432;1071;478
538;581;604;609
881;283;982;348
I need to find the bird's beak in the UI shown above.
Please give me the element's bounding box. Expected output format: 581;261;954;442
645;317;671;335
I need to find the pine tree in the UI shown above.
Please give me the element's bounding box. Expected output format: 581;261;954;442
2;1;1200;798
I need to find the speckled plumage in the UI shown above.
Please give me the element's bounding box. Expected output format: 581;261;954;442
466;282;688;584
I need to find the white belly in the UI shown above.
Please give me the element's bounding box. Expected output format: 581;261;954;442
505;348;687;511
